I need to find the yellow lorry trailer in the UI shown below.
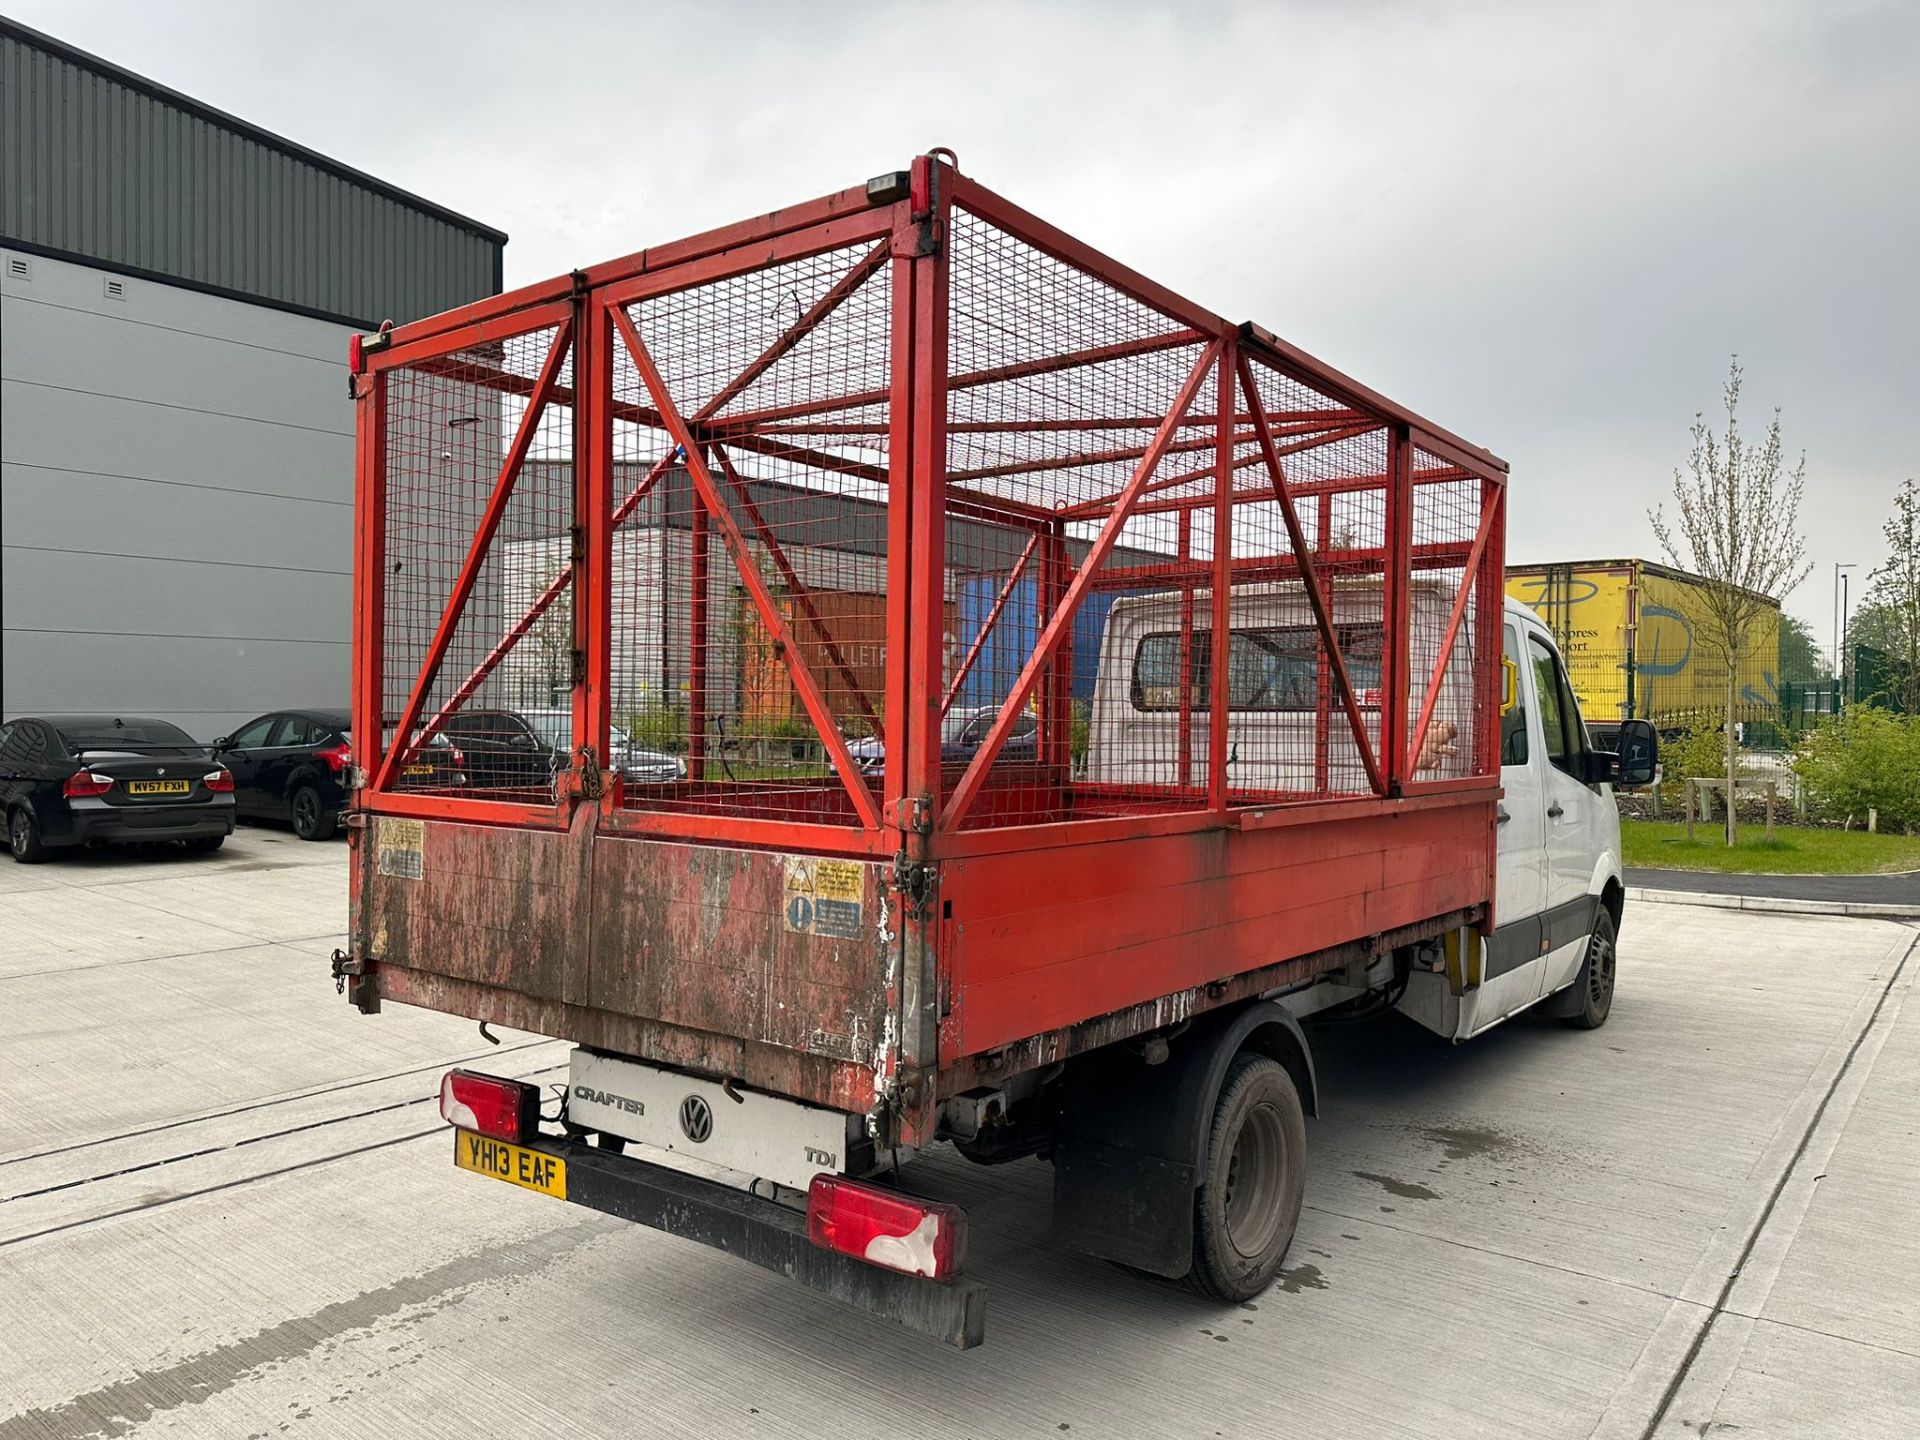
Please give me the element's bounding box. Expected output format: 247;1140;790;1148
1505;560;1782;743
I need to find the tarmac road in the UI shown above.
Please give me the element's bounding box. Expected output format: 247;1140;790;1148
1627;864;1919;908
2;828;1915;1438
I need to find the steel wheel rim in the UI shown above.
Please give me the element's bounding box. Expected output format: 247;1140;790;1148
293;790;318;834
1222;1102;1287;1259
1589;933;1615;1010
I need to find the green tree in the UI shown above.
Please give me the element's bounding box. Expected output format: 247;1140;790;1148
1794;707;1920;832
1848;597;1901;658
1778;613;1824;685
1649;358;1812;845
1856;479;1920;712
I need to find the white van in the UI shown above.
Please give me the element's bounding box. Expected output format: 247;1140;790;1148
1087;590;1655;1038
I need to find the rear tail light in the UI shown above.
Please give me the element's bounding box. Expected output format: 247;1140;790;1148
806;1174;967;1281
316;739;351;774
204;769;235;793
439;1069;539;1143
447;745;465;769
62;771;113;798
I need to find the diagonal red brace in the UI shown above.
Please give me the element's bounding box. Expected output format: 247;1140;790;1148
376;319;573;790
1405;483;1501;775
943;339;1224;830
613;306;882;830
1237;355;1384;797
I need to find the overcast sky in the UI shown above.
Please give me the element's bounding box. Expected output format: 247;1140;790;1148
17;0;1916;637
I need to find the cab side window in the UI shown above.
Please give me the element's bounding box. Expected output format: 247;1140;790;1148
1526;634;1589;776
1500;625;1529;766
1552;660;1591;761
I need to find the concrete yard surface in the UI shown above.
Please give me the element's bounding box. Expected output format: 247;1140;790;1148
1;831;1916;1438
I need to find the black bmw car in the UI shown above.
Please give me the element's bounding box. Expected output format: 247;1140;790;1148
214;708;466;840
0;715;235;862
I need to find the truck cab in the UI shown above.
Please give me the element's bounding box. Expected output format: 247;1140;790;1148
1394;598;1655;1038
1086;591;1655;1038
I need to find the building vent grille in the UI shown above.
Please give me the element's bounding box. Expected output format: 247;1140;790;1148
103;276;127;300
6;256;29;279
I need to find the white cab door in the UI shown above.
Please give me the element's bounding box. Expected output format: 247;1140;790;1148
1525;629;1604;992
1460;621;1552;1034
1495;622;1548;929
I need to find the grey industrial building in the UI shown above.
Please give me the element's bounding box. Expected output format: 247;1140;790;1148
1;17;504;737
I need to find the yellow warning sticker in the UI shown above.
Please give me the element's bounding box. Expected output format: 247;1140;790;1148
377;817;425;880
813;859;864;904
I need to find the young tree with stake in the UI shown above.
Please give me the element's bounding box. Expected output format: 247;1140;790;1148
1649;359;1812;844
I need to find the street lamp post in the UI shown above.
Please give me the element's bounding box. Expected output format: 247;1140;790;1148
1833;562;1857;714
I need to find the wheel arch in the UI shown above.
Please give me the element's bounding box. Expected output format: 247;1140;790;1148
1052;998;1317;1278
1599;875;1624;934
286;765;327;797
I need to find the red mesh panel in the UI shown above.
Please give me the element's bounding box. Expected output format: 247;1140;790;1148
377;322;576;802
607;240;894;825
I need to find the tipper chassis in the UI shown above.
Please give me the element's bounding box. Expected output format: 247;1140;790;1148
340;153;1509;1346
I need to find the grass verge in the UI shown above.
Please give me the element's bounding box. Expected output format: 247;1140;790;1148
1620;818;1920;875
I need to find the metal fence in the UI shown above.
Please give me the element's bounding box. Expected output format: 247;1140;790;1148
1543;640;1919;749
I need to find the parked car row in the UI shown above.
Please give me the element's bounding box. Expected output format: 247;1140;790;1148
0;701;698;863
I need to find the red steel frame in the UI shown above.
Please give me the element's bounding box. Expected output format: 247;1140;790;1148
350;150;1508;844
348;154;1509;1099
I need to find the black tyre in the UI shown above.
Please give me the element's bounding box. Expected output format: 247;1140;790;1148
184;834;226;854
1184;1053;1307;1302
1562;906;1617;1030
290;785;336;841
8;807;48;864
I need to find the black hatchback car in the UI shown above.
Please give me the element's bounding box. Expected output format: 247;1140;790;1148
0;715;235;862
214;708;465;840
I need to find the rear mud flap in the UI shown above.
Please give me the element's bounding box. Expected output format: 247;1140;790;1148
1053;1143;1196;1277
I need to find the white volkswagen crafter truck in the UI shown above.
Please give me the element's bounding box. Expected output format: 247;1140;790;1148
430;592;1655;1341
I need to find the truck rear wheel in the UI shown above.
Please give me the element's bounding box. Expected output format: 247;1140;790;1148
1185;1053;1306;1302
1562;907;1617;1030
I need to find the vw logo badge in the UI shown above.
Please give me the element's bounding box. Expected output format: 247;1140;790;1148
678;1094;714;1144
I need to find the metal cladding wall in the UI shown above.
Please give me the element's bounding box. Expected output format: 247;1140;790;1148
0;19;504;733
2;248;356;736
0;18;504;328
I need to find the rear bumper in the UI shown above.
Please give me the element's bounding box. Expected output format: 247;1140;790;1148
53;801;235;846
514;1135;986;1348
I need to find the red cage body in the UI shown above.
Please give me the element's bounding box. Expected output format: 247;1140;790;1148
344;157;1507;1144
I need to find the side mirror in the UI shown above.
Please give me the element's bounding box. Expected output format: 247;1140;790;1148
508;733;538;751
211;736;231;751
1613;719;1658;788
